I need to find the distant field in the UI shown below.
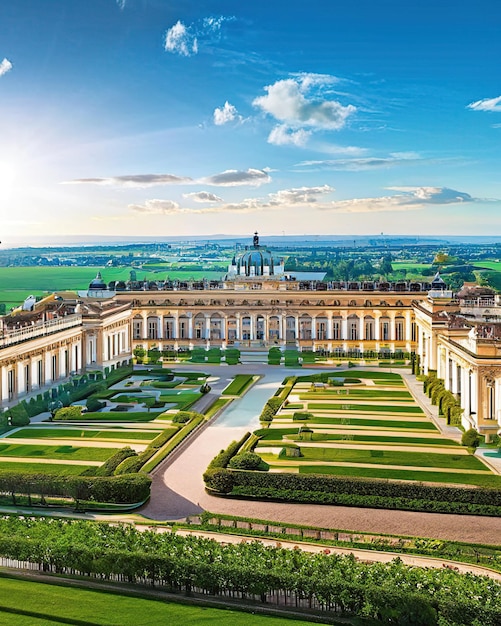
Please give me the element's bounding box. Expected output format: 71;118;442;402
471;260;501;271
0;266;223;309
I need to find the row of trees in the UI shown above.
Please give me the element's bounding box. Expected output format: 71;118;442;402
0;517;499;625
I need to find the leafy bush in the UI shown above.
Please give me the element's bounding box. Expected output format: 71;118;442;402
96;447;137;476
292;412;314;421
462;428;481;449
86;395;106;412
228;452;263;470
53;406;83;421
172;411;191;424
206;433;251;470
5;402;30;427
114;456;146;475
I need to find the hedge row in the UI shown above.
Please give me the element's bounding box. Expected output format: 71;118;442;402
204;469;501;512
0;471;150;505
206;432;251;470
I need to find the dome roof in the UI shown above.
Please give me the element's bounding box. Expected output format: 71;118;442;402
88;271;107;290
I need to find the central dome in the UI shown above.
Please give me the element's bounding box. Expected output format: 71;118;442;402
226;232;284;279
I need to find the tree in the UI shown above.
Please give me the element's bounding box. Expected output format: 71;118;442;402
133;345;146;364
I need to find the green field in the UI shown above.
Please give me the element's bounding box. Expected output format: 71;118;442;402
0;577;313;626
0;266;224;308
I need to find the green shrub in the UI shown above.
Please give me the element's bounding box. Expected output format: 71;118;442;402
292;412;313;421
206;433;251;470
228;452;263;470
96;447;137;476
172;411;191;424
114;456;146;475
86;395;106;412
462;428;481;449
53;406;83;421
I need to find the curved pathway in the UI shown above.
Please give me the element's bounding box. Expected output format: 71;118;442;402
140;364;501;544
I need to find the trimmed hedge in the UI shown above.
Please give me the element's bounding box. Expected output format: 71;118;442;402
95;447;137;476
204;469;501;514
206;432;251;470
0;471;150;504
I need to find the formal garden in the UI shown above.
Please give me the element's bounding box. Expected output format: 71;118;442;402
0;365;216;510
204;370;501;515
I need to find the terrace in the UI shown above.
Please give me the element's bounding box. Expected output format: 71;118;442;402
0;313;82;348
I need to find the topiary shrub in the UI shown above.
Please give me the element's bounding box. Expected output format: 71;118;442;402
96;447;137;476
53;406;83;421
228;451;263;470
292;412;314;421
86;395;106;412
461;428;481;449
172;411;192;424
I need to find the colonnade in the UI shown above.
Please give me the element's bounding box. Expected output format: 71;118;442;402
132;309;414;349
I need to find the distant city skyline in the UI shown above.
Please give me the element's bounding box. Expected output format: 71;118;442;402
1;0;501;242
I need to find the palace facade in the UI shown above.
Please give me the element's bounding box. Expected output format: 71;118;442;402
1;236;501;440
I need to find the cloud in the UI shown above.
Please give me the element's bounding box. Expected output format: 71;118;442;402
213;101;241;125
268;124;311;146
317;186;478;214
202;168;271;187
63;173;192;187
183;191;223;203
253;76;356;131
116;0;126;9
0;58;13;77
129;184;335;216
164;21;198;57
129;199;181;214
296;152;424;171
164;15;235;57
467;95;501;112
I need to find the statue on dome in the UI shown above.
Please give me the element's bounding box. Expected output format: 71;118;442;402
253;231;259;248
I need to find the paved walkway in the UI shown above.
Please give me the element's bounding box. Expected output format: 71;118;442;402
139;364;501;544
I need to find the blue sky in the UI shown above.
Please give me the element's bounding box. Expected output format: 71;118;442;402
1;0;500;242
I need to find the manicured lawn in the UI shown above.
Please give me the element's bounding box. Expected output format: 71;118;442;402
0;462;90;475
222;374;255;396
293;447;487;470
7;428;158;441
204;397;232;418
282;416;437;430
0;577;311;626
298;465;501;487
257;429;458;447
0;443;118;462
301;389;413;398
306;403;424;414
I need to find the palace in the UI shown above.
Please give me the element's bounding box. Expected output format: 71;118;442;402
1;234;501;440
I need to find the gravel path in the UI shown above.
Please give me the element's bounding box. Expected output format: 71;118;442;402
139;364;501;545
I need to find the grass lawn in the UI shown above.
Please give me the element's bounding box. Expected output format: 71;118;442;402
293;446;487;470
7;428;158;441
298;465;501;488
275;416;437;429
204;397;232;418
0;443;119;462
306;403;424;414
222;374;255;396
258;430;458;447
0;577;312;626
301;389;413;399
0;462;90;475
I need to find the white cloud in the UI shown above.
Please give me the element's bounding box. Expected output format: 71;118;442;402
296;152;424;171
129;199;181;214
164;21;198;57
202;168;271;187
467;95;501;112
253;77;356;131
164;15;235;57
213;101;241;125
116;0;126;9
268;124;311;146
0;58;13;77
129;184;335;216
317;187;477;214
183;191;223;203
63;173;192;187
